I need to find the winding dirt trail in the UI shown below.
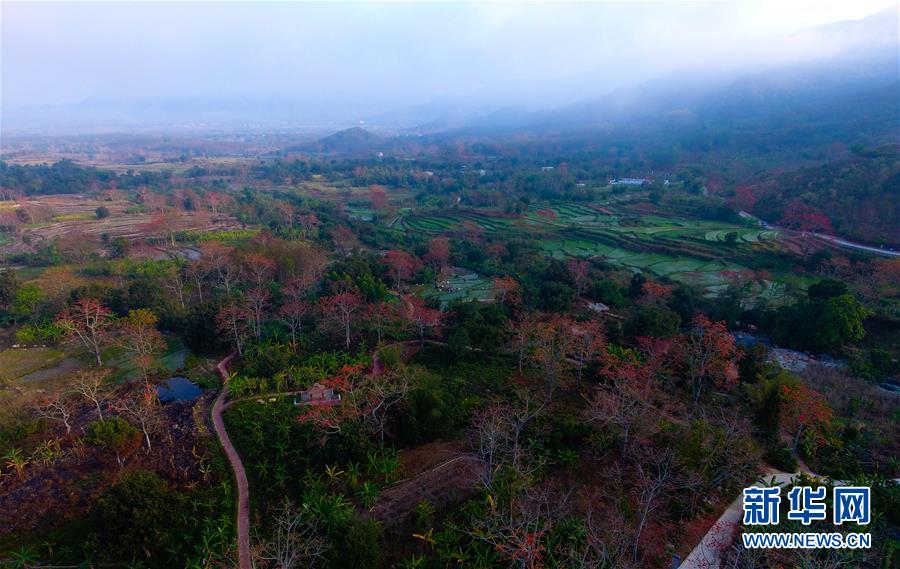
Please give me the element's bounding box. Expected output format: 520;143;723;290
211;354;251;569
204;342;411;568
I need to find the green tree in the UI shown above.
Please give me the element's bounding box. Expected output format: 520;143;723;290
625;305;681;338
0;269;20;310
86;416;139;447
807;278;847;301
10;282;44;321
815;294;870;351
330;519;382;569
93;470;179;562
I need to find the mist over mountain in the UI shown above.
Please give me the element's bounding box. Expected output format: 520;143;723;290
445;7;899;140
3;4;897;140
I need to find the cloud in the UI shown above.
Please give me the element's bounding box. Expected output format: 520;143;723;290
2;1;896;115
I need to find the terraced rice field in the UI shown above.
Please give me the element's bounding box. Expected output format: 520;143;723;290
398;203;787;290
704;229;780;242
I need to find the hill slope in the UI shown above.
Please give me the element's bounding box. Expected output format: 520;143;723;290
744;145;900;247
287;127;385;155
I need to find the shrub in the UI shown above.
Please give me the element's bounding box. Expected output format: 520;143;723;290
330;519;382;569
14;321;66;346
85;417;139;450
376;344;402;369
93;470;181;563
767;446;798;473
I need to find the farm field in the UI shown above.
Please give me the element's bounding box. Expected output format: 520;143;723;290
396;202;788;289
0;195;243;256
419;268;495;307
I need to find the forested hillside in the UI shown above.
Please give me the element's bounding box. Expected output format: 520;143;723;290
737;145;900;246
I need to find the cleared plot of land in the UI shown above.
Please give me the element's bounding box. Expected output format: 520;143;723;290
420;269;496;307
27;213;239;242
365;454;482;524
1;195;243;255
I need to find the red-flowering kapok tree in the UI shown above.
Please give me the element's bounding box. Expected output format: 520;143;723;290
56;298;113;366
681;314;739;402
781;200;833;234
369;184;390;213
241;252;276;288
780;383;833;456
115;308;166;390
381;250;420;290
363;301;401;344
493;276;521;308
278;300;310;348
319;291;363;349
571;319;606;383
402;295;443;345
567;259;591;299
425;236;451;271
584;348;657;452
216;303;252;355
297;363;413;444
513;314;579;398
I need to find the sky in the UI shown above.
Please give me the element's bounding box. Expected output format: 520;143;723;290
1;1;897;127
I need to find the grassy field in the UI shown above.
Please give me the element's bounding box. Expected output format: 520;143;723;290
0;347;67;382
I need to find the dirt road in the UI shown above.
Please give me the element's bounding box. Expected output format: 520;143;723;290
210;354;251;569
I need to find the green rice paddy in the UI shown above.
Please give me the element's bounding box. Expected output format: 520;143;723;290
397;202;790;292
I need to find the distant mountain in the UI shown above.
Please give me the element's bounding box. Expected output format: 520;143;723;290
286;127;385;155
449;6;900;155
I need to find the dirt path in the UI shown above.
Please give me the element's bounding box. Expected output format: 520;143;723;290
206;341;437;564
210;354;251;569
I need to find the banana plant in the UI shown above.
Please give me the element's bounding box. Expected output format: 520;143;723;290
32;439;60;467
398;555;426;569
274;465;288;489
412;527;436;547
4;448;28;478
357;480;380;509
8;546;38;569
276;421;292;441
254;457;270;478
345;461;361;488
379;452;402;484
273;439;289;459
413;501;434;530
325;463;345;484
199;462;213;483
